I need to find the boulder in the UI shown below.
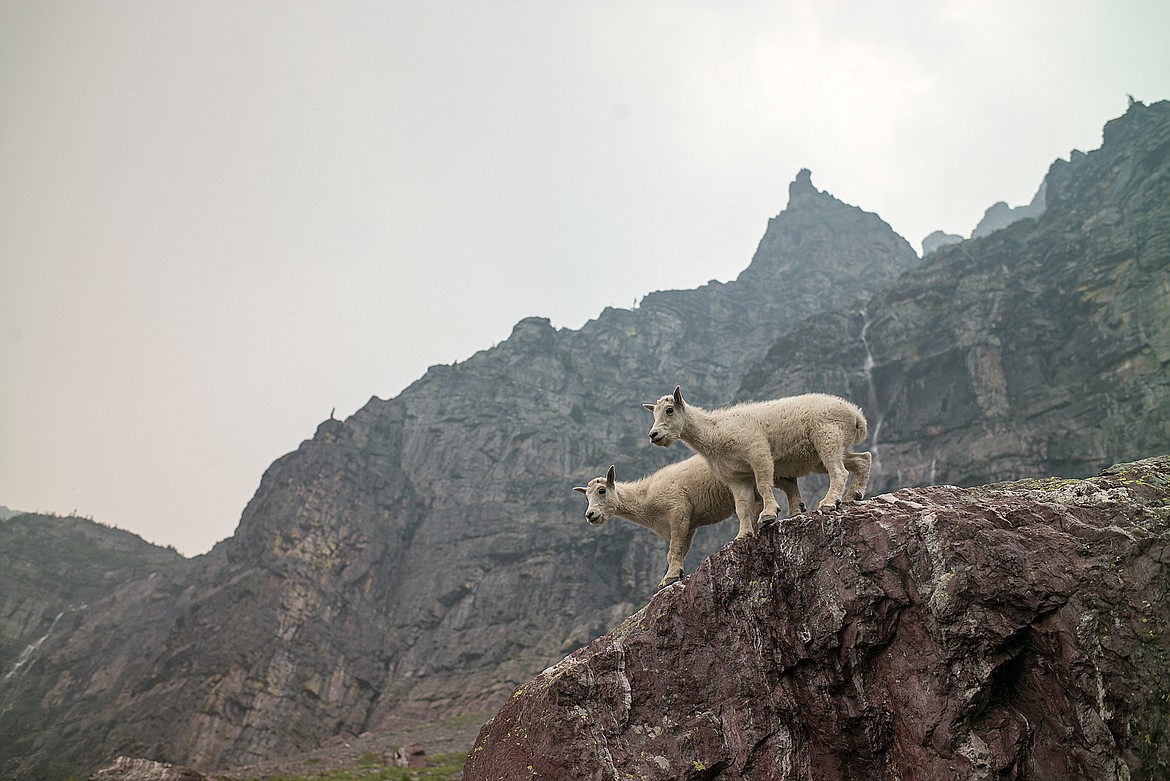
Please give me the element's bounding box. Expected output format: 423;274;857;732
466;456;1170;780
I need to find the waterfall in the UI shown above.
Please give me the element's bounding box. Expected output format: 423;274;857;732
859;309;885;477
3;612;65;683
1;610;70;721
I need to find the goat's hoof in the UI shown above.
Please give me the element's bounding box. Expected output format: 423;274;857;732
659;576;681;588
798;502;808;513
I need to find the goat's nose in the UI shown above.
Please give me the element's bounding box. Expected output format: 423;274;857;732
585;511;596;521
648;430;657;440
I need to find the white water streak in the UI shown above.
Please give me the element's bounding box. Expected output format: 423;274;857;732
3;612;64;682
859;309;885;476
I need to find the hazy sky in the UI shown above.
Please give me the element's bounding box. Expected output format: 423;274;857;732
2;1;1168;555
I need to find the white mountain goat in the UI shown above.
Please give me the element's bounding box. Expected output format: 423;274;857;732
644;387;871;536
573;458;805;588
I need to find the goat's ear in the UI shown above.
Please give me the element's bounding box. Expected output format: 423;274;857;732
673;386;685;407
643;403;655;412
606;465;616;486
573;486;588;494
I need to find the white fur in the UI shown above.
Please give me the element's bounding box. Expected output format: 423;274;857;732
573;458;803;588
644;387;871;535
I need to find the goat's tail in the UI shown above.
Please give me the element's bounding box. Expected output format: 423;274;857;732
854;412;869;445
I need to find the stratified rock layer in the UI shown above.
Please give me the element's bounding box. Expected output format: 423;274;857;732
466;456;1170;781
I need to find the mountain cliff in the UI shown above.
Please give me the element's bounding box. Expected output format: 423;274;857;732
465;456;1170;781
3;101;1167;779
740;99;1170;495
0;170;919;778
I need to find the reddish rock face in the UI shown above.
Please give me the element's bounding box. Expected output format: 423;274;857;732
465;457;1170;781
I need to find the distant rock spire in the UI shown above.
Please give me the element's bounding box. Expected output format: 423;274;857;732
787;168;819;207
922;230;964;256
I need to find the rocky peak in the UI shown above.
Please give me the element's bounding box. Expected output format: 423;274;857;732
969;179;1046;239
465;456;1170;780
508;316;556;343
1046;99;1170;217
736;170;916;299
787;167;819;205
921;229;963;256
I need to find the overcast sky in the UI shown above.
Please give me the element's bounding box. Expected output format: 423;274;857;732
2;1;1167;556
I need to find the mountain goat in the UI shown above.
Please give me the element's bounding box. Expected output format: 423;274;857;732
644;387;871;535
574;458;804;588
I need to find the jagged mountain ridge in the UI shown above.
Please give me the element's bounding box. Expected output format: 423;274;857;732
0;170;920;778
741;99;1170;494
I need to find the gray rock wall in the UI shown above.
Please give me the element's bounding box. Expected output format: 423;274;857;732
741;100;1170;496
0;172;919;779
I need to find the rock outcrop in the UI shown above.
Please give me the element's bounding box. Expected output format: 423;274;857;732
970;180;1047;240
89;757;214;781
920;229;963;256
465;456;1170;781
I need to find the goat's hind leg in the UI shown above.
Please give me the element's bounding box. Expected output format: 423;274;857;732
812;447;850;511
813;427;856;510
775;476;805;518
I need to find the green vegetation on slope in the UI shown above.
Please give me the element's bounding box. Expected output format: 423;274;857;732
239;751;468;781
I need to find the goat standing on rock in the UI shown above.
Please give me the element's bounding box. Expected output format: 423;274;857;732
645;387;871;539
574;459;804;588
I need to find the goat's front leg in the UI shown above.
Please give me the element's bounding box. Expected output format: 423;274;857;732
775;476;806;518
749;451;781;524
729;483;762;540
660;525;697;588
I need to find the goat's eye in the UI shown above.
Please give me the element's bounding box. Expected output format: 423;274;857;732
665;407;674;415
598;487;606;495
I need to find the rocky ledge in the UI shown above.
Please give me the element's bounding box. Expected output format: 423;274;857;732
465;456;1170;781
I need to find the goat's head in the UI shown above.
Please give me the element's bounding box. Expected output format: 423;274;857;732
572;465;618;525
644;385;686;447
